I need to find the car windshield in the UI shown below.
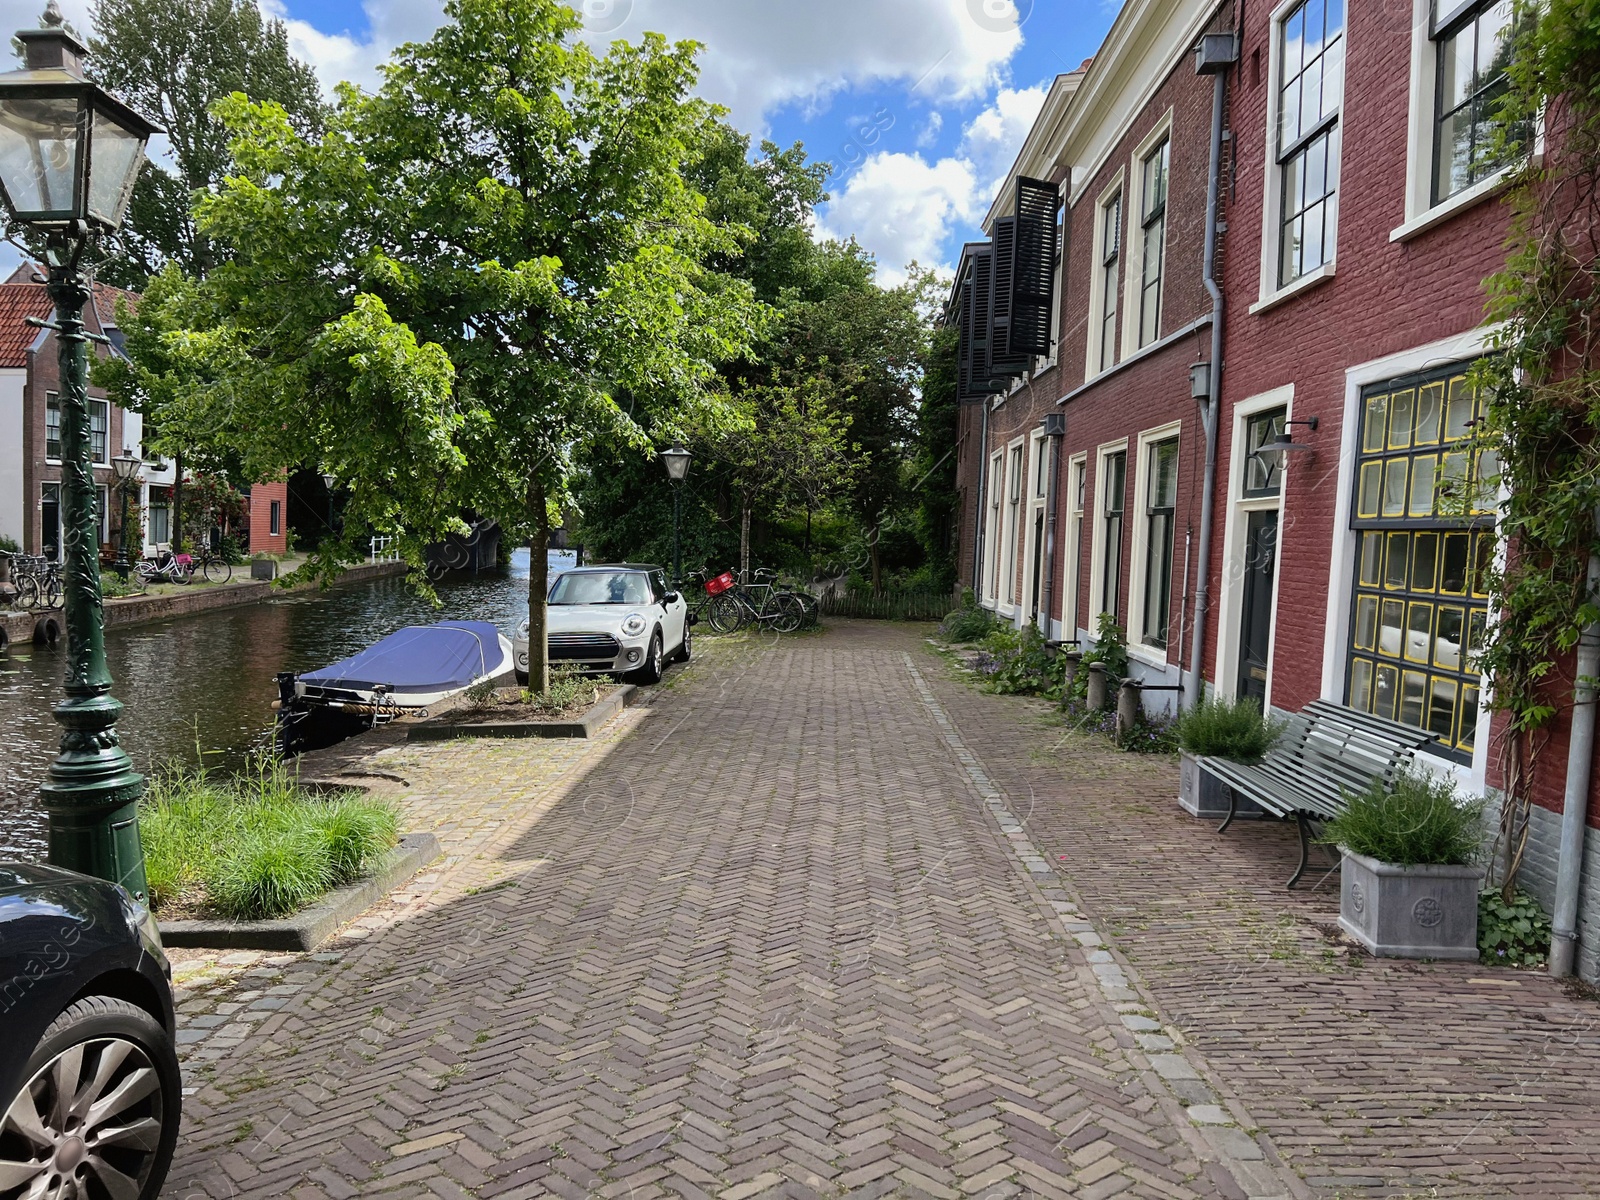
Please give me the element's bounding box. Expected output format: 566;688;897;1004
548;571;652;605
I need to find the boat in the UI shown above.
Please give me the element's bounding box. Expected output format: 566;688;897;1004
274;620;514;754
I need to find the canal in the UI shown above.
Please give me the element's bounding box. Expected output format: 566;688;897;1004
0;549;549;859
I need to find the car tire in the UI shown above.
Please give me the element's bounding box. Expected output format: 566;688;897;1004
1;995;181;1200
633;631;664;684
515;670;529;686
677;623;692;663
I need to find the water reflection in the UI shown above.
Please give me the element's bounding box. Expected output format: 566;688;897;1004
0;549;544;859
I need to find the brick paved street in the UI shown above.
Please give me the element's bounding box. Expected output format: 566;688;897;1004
162;622;1600;1199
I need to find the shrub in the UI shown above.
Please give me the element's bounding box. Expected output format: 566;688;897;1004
520;666;598;713
976;624;1063;696
1478;888;1552;967
140;755;401;919
940;589;998;643
1174;694;1284;761
1117;712;1180;754
0;534;19;553
1084;613;1129;680
1320;769;1485;866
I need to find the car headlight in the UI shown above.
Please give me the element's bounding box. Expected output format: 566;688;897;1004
621;613;647;636
517;620;529;639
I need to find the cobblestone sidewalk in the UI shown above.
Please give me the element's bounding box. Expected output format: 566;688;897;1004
158;622;1599;1198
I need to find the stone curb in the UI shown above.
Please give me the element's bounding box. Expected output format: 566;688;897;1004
158;832;442;952
406;683;638;741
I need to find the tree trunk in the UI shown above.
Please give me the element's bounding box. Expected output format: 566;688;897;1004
740;494;753;578
869;520;883;594
171;451;184;554
526;475;550;694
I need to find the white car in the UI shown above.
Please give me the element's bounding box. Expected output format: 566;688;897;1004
514;563;691;685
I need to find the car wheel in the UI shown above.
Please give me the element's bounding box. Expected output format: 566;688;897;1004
677;623;692;663
633;632;664;685
0;995;181;1200
515;669;529;686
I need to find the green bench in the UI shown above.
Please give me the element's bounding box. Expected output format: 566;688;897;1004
1202;699;1438;888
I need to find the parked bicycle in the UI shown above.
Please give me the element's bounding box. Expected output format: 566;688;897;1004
707;567;807;634
137;547;196;586
7;554;62;610
191;544;233;584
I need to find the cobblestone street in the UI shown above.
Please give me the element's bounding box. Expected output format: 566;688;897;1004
162;622;1600;1199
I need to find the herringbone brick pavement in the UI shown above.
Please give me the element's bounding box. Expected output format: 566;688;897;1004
917;628;1600;1198
162;625;1292;1199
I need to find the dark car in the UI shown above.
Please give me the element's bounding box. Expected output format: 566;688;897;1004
0;862;180;1200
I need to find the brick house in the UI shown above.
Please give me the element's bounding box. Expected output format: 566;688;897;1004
0;267;181;560
953;0;1600;977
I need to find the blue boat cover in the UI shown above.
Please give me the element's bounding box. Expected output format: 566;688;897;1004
299;621;508;695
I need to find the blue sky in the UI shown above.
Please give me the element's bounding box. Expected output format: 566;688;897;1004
13;0;1117;284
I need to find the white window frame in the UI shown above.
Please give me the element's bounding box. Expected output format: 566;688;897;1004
1322;326;1500;796
1023;428;1049;623
1215;386;1294;703
1126;422;1182;665
1061;452;1088;642
1255;0;1346;312
1122;112;1173;358
999;438;1025;616
1087;438;1129;627
1042;187;1067;370
1084;169;1125;382
982;449;1004;607
44;393;111;467
1391;0;1527;242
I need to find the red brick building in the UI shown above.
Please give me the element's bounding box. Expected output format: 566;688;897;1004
953;0;1600;977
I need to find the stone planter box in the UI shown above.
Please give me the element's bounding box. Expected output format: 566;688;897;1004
250;557;279;580
1338;846;1483;961
1179;751;1233;818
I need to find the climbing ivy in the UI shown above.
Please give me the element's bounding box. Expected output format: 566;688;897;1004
1471;0;1600;894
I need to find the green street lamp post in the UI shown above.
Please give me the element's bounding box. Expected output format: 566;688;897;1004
660;444;690;587
0;3;161;897
112;447;139;581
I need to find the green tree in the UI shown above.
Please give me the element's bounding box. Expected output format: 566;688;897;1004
87;0;324;285
103;0;762;690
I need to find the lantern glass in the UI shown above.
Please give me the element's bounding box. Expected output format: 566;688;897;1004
87;102;145;228
0;94;79;220
660;446;691;482
112;448;139;482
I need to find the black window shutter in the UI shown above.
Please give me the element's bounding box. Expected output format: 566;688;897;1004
965;243;994;400
956;268;974;401
1010;175;1060;357
988;216;1030;379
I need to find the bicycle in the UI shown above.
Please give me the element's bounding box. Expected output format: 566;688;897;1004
709;567;806;634
10;554;61;610
137;547;195;586
191;544;233;584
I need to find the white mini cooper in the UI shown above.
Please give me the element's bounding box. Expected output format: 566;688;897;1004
514;564;691;685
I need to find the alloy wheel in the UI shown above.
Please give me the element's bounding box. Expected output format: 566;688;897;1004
0;1036;167;1200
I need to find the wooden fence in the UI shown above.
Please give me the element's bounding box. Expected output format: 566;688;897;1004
816;589;953;621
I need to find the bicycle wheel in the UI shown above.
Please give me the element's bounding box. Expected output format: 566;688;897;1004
12;575;38;610
708;593;744;634
43;575;62;609
770;593;805;634
203;558;232;584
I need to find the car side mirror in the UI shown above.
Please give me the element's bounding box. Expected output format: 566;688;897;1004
663;590;680;605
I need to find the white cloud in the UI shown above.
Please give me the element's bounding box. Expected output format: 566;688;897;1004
815;80;1046;283
814;152;976;287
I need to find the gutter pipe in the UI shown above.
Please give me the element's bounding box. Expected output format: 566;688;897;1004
1187;43;1232;710
973;398;990;594
1550;509;1600;977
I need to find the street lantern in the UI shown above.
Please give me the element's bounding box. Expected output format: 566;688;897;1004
111;446;140;581
320;470;337;541
0;3;163;902
659;445;691;586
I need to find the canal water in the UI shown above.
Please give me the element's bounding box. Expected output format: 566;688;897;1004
0;548;566;859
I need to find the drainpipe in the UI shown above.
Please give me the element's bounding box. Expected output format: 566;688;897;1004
1187;35;1236;710
973;398;990;594
1550;509;1600;977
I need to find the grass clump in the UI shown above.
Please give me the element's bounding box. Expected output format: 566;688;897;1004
140;755;401;919
519;666;600;713
1321;768;1485;867
939;589;998;643
1174;694;1284;761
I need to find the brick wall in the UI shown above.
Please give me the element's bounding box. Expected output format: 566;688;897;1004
248;480;289;556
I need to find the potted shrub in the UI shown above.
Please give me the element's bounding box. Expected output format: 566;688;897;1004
1172;694;1281;818
1322;769;1486;960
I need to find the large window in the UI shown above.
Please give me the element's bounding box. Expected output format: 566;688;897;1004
1001;444;1023;607
1347;365;1495;757
1099;192;1122;372
1141;439;1179;649
985;451;1004;602
45;393;109;464
1276;0;1345;288
1433;0;1516;203
1137;139;1169;347
1065;457;1086;637
1100;450;1127;621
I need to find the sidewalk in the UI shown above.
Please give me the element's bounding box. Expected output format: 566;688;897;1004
159;622;1600;1198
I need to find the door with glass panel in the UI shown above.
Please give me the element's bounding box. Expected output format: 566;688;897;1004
1238;511;1279;705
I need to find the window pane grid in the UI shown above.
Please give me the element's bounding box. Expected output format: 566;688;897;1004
1102;451;1126;620
1347;365;1492;757
1433;0;1518;203
1277;0;1344;288
1142;440;1178;649
1100;193;1121;371
1244;409;1287;497
45;391;60;460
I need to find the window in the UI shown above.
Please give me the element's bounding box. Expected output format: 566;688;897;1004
40;483;60;560
1099;192;1122;371
1001;444;1023;607
1347;365;1495;757
1243;409;1287;498
1141;440;1179;648
96;485;108;544
47;393;110;463
269;500;282;537
1064;457;1087;638
1100;450;1127;620
986;450;1004;602
1433;0;1516;203
1137;139;1169;347
1046;208;1064;366
45;392;61;460
148;502;170;547
1275;0;1345;287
